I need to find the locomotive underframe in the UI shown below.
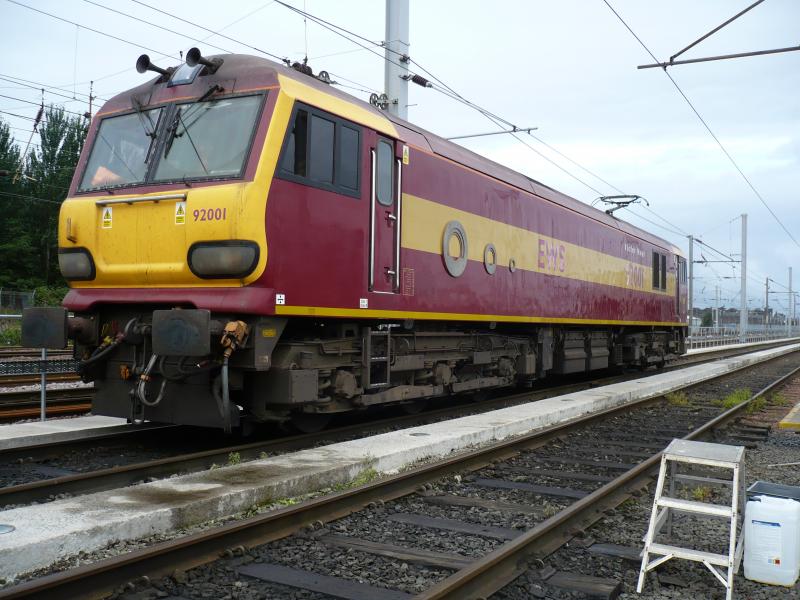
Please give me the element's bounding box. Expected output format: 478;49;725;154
37;306;685;430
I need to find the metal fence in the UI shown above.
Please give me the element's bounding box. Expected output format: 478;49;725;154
0;289;34;312
687;326;798;349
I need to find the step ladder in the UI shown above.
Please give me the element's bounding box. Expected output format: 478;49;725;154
362;327;393;389
637;439;746;600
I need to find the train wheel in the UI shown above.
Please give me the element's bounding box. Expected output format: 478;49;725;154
289;412;332;433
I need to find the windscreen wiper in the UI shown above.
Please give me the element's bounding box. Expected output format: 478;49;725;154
163;107;182;159
132;96;160;164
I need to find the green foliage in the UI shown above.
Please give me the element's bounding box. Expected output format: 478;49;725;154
747;396;766;414
666;391;689;406
0;322;21;346
701;310;713;327
227;451;241;466
274;497;298;507
34;285;69;307
692;486;713;502
0;108;88;290
769;392;791;406
331;467;379;492
716;388;752;409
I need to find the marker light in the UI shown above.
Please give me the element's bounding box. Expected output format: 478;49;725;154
58;248;95;280
188;241;259;279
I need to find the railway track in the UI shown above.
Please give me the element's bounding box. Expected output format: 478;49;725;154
3;343;796;507
0;374;657;506
1;348;797;599
0;373;81;386
0;387;93;421
1;343;797;498
0;347;72;360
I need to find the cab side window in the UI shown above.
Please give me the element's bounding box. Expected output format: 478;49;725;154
280;109;307;176
652;252;660;289
652;251;668;291
278;104;361;197
309;115;334;184
376;139;393;206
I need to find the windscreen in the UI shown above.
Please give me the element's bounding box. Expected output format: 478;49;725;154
79;108;162;191
154;95;262;181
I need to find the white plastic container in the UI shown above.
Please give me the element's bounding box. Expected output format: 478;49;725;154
744;494;800;586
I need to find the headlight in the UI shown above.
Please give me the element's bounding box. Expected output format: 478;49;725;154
58;248;95;280
188;241;259;279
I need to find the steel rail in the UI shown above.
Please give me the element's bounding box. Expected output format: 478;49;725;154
417;363;800;599
2;349;798;599
0;403;91;421
0;375;630;506
0;374;80;386
2;341;787;505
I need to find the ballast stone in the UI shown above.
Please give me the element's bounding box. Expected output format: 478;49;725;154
0;342;797;582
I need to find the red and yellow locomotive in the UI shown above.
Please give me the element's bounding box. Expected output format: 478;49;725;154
23;50;688;431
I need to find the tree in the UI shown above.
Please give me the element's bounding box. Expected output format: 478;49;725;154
0;107;88;289
0;120;25;287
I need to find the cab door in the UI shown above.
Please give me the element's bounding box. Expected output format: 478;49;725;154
369;136;401;293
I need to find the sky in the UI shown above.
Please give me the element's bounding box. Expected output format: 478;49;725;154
1;0;798;313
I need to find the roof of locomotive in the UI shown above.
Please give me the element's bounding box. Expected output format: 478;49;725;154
103;53;682;256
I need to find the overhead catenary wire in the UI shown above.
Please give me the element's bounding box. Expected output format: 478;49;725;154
279;5;610;198
0;73;108;104
5;0;180;61
0;94;86;118
200;1;276;43
80;0;235;56
130;0;289;64
274;0;469;104
602;0;800;252
276;0;704;244
0;190;63;206
0;109;45;123
622;206;686;238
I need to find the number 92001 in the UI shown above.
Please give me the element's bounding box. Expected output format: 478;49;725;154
193;208;227;222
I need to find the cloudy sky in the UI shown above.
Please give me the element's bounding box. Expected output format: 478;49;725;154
1;0;798;313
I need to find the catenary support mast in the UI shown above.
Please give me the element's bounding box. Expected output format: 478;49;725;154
384;0;410;119
739;214;747;342
789;267;793;337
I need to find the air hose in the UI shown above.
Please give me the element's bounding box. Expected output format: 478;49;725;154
136;354;167;407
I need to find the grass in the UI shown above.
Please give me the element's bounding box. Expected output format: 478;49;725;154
769;392;791;406
691;486;713;502
274;497;299;507
716;388;751;410
227;451;241;466
746;396;766;414
0;323;21;346
666;391;689;407
331;467;379;492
